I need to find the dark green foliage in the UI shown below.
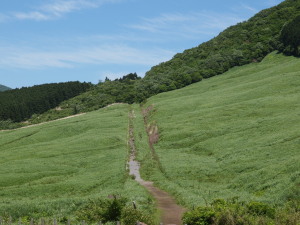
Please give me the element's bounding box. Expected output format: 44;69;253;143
75;197;154;224
75;197;127;223
279;14;300;56
0;82;92;122
137;0;300;98
75;199;107;222
0;84;11;92
0;119;22;129
183;199;300;225
121;207;154;225
246;201;276;218
103;198;126;222
5;1;300;126
25;73;143;125
183;207;215;225
114;72;141;83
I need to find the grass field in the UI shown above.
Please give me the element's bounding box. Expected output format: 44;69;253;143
0;52;299;222
141;52;300;207
0;104;155;219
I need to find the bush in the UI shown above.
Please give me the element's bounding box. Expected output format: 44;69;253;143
75;197;127;223
246;201;275;218
182;199;300;225
279;15;300;56
183;207;215;225
121;207;154;225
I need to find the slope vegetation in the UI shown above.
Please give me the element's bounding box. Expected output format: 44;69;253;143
0;84;11;92
0;82;91;123
140;52;300;207
6;0;298;128
138;0;300;99
0;104;154;220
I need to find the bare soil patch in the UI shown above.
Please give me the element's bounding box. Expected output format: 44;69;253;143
0;113;86;132
128;109;185;225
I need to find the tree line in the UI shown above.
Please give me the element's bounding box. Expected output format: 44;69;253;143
0;82;92;122
279;14;300;56
2;0;300;125
134;0;300;101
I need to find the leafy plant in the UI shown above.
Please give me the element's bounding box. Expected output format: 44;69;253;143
121;207;154;225
75;197;127;223
246;201;275;218
183;199;300;225
183;207;215;225
279;14;300;56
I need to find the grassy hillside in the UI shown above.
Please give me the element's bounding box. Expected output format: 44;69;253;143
139;52;300;207
141;0;300;97
0;84;11;92
0;82;92;123
8;0;299;127
0;104;155;220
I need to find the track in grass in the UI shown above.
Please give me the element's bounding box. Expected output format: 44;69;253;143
0;104;154;218
142;52;300;207
128;109;185;225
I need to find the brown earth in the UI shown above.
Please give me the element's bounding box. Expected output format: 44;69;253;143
0;113;86;132
128;110;185;225
1;103;126;132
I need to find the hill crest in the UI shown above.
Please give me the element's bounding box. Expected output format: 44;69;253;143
0;84;11;92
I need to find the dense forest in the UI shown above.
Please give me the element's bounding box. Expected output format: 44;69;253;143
0;84;11;92
0;82;91;123
1;0;300;127
26;73;142;124
279;14;300;56
134;0;300;101
44;0;300;113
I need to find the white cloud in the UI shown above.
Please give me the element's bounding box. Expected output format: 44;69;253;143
77;33;160;44
10;0;120;21
240;4;258;13
129;12;244;39
266;0;283;7
14;11;50;21
41;0;98;16
0;45;174;69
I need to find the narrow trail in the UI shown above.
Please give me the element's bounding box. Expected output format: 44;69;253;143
1;103;125;132
128;110;185;225
0;113;86;132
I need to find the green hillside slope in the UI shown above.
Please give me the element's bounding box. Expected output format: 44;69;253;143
137;0;300;99
0;104;155;220
139;52;300;207
8;0;299;127
0;84;11;92
0;82;92;123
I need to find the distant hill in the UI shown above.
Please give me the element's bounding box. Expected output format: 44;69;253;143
3;0;300;125
0;82;92;123
0;84;11;92
141;52;300;209
136;0;300;100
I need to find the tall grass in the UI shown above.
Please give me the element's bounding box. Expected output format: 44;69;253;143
141;52;300;207
0;104;154;219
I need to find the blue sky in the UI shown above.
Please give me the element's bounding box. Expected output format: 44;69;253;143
0;0;283;88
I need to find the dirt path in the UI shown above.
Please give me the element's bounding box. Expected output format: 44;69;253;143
1;103;126;132
0;113;86;132
128;110;185;225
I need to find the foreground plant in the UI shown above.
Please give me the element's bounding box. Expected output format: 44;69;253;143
183;198;300;225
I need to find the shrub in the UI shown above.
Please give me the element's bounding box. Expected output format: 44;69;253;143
75;197;127;223
183;199;299;225
246;201;275;218
121;207;154;225
183;207;215;225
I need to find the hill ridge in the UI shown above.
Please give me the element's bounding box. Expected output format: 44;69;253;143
0;84;11;92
